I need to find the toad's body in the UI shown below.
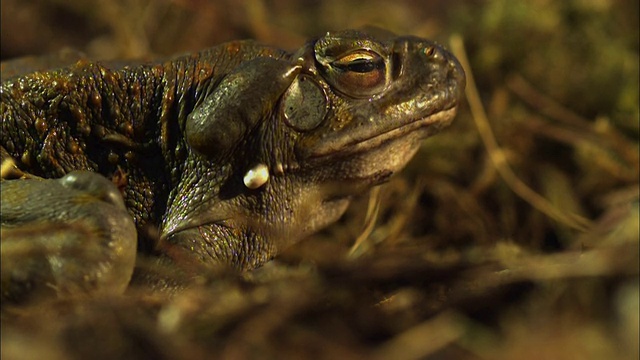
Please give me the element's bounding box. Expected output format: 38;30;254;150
0;30;464;300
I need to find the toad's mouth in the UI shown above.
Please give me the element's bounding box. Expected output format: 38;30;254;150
306;106;458;159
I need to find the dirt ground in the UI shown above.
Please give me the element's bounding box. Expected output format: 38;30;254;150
1;0;638;359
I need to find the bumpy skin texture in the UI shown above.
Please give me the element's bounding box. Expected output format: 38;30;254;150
1;30;465;276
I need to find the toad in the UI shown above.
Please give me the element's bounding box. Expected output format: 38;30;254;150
0;29;465;300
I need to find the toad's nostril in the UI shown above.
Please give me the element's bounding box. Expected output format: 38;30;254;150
424;46;436;57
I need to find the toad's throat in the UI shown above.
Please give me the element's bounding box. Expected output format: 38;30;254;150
308;106;458;158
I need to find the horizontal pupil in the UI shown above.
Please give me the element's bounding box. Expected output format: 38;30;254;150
334;58;382;73
348;59;375;72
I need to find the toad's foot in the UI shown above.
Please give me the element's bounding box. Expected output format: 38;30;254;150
1;171;136;303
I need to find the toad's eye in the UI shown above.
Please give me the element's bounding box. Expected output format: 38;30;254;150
333;53;383;73
325;50;388;97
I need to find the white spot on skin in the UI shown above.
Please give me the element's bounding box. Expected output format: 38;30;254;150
244;163;270;189
275;163;284;175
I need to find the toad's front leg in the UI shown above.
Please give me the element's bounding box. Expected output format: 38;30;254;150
1;170;136;303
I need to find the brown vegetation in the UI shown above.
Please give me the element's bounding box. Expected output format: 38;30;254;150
2;0;638;359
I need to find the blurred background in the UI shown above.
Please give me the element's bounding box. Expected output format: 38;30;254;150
1;1;638;359
2;0;481;58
